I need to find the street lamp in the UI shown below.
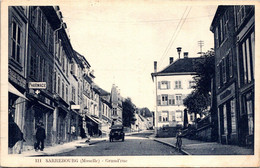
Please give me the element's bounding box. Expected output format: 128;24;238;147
177;47;182;59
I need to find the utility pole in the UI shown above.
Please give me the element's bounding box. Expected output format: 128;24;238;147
198;40;204;56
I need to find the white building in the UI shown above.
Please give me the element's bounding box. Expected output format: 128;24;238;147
151;53;204;131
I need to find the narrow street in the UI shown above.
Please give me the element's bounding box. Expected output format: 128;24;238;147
53;131;183;156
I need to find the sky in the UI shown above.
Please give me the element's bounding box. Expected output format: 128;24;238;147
60;2;218;111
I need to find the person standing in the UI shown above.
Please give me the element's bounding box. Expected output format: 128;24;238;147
35;121;46;151
8;112;25;154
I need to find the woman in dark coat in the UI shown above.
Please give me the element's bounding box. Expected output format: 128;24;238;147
8;113;24;148
35;122;46;151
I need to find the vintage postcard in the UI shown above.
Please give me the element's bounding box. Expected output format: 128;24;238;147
1;0;259;167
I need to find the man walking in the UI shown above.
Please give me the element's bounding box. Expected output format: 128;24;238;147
35;121;46;151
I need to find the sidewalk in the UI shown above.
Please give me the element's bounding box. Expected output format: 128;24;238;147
125;130;151;136
13;137;107;157
150;136;254;155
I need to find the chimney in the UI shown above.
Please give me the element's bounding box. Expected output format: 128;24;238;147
184;52;188;58
154;61;157;72
177;47;182;59
169;57;174;64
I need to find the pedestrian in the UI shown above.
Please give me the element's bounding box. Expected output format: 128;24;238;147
8;112;25;154
35;121;46;151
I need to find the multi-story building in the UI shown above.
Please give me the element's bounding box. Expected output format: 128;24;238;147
76;51;93;137
234;5;255;147
25;6;58;149
8;6;29;154
110;84;123;125
51;6;74;144
67;50;84;140
210;5;254;146
93;85;112;137
151;53;202;133
210;6;238;145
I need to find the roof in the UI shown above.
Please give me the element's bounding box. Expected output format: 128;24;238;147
210;6;231;32
152;57;204;77
74;50;91;68
92;83;110;96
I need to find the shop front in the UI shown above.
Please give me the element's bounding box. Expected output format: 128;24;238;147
57;104;69;144
70;110;80;141
8;68;28;154
238;87;254;147
86;115;101;137
217;83;238;145
23;90;55;151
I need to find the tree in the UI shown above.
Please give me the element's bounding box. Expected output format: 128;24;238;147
122;98;136;127
183;90;211;120
183;49;215;120
193;48;215;95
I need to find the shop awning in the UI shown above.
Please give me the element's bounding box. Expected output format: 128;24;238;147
38;100;55;110
86;115;101;125
8;82;28;100
92;117;103;124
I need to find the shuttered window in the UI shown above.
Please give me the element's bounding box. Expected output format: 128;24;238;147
168;95;175;105
157;95;161;106
158;81;170;89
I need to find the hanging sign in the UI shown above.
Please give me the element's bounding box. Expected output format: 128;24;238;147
71;105;80;110
29;82;47;89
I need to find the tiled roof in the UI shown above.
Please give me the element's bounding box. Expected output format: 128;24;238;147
157;57;204;74
92;84;110;96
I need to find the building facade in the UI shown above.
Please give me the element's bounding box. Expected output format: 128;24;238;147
110;84;123;125
25;6;58;149
210;6;239;145
210;5;254;146
151;54;202;134
8;6;29;154
235;5;255;147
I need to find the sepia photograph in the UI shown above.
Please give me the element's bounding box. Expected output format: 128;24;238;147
1;0;259;167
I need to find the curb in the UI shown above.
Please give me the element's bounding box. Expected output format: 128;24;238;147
89;139;106;145
153;139;191;155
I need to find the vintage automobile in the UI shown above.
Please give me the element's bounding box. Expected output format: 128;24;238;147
109;124;125;142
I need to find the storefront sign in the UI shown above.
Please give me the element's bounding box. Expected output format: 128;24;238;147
8;68;26;89
71;105;80;110
29;82;46;89
217;83;235;105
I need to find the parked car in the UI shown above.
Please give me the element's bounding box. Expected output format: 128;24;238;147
109;125;125;142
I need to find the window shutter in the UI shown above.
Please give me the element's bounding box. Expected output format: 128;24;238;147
168;81;171;89
229;52;233;78
59;43;63;61
157;95;161;106
223;58;227;83
216;64;220;88
55;40;59;57
158;81;161;89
